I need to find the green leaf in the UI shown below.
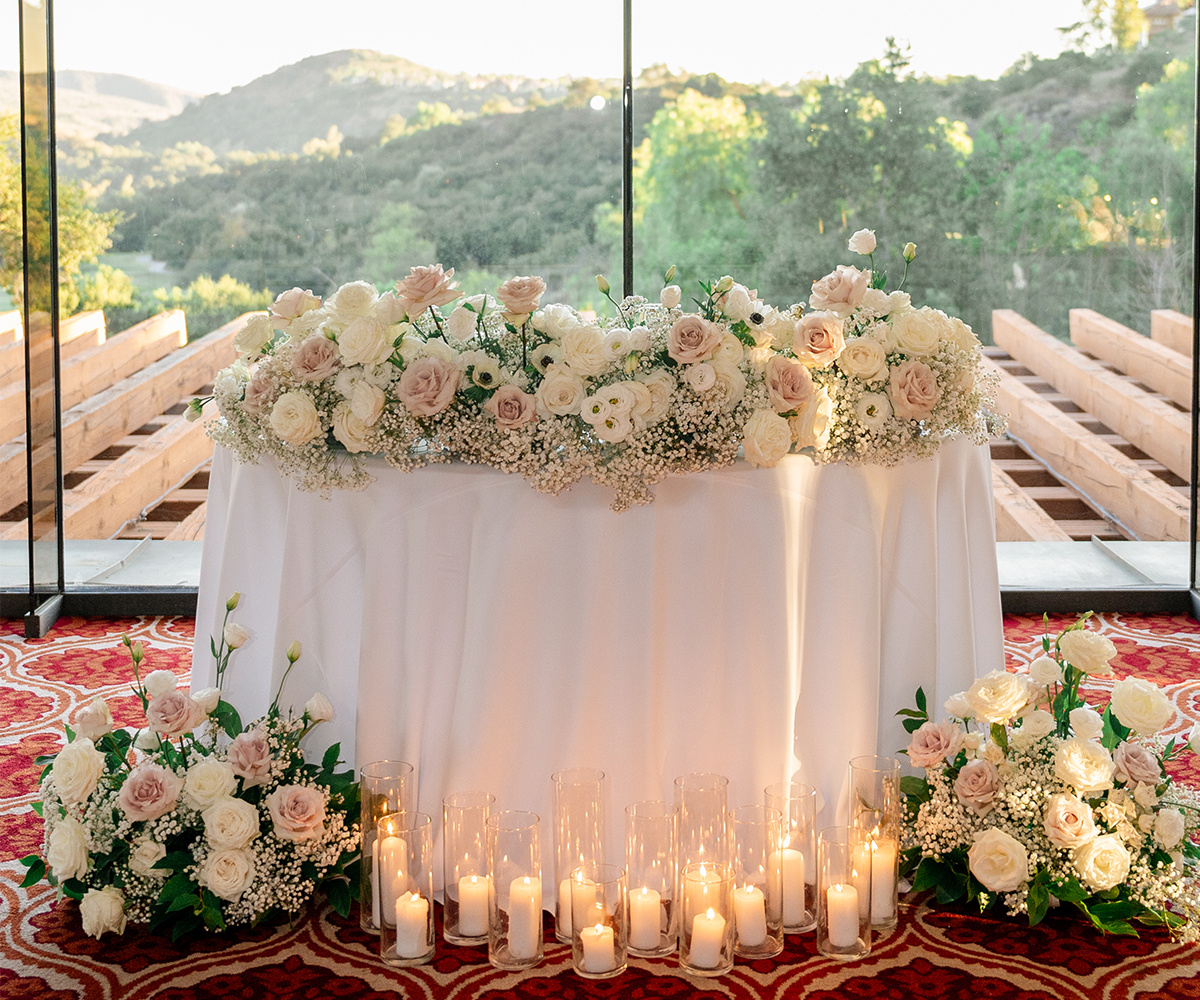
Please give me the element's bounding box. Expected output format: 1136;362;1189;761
902;718;925;734
1100;704;1126;751
212;700;243;741
322;743;341;772
895;708;927;718
19;857;45;888
324;877;352;918
166;892;201;914
990;722;1009;755
30;801;43;817
171;912;202;942
1049;876;1089;903
900;775;932;804
915;687;927;714
1026;874;1050;926
156;851;193;872
158;872;196;904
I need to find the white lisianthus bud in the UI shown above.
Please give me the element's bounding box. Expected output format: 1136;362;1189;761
903;242;917;263
847;228;876;255
191;687;222;714
134;729;162;751
286;640;302;663
305;693;335;723
225;592;241;611
595;274;610;294
660;285;682;309
664;265;676;283
185;398;205;422
223;623;249;649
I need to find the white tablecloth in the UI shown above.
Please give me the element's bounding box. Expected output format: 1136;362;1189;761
193;439;1002;882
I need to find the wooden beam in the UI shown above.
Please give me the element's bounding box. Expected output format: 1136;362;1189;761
0;310;107;387
1;414;213;541
0;310;187;444
1150;309;1192;358
0;311;20;346
992;310;1190;481
0;315;247;515
991;464;1073;541
985;355;1188;541
164;502;207;541
1069;309;1191;409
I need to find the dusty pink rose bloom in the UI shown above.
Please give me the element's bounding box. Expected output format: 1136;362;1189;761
764;355;815;413
265;784;326;841
146;689;205;740
397;356;461;416
270;287;321;327
496;275;547;318
908;719;965;768
667;314;723;364
228;730;273;788
118;763;184;821
810;264;870;314
954;759;1001;816
1113;743;1161;787
241;372;276;417
483;385;539;429
794;311;845;369
889;359;940;420
395;264;462;317
293;335;341;383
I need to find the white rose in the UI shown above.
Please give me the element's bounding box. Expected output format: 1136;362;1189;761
1109;678;1174;736
129;837;169;878
445;305;477;340
199;848;256;902
73;696;113;741
967;828;1028;892
348;381;386;426
1073;833;1131;892
535;364;587;417
788;388;833;451
859;287;892;315
182;758;238;811
1191;721;1200;754
1058;629;1117;676
889;310;940;356
560;325;609;377
636;369;677;422
660;285;682;309
1069;707;1104;741
269;391;323;446
134;729;162;751
944;692;974;720
1043;792;1098;849
682;362;717;393
1133;782;1159;808
79;887;127;939
332;401;372;453
838;337;888;382
191;687;221;714
965;670;1030;724
233;314;273;358
305;692;335;722
713;332;745;366
711;360;747;408
1153;808;1186;850
203;797;262;851
223;623;249;650
144;669;178;698
742;409;792;468
948;317;981;352
847;228;876;254
531;302;580;339
1029;656;1062;687
1054;738;1116;795
47;816;89;881
627;325;652;353
722;284;754;322
337;316;394;367
52;738;106;807
1021;709;1056;739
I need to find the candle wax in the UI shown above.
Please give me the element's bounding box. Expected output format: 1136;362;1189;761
826;883;859;949
507;876;542;960
733;885;768;947
579;923;616;973
629;886;662;951
457;874;488;937
394;892;430;958
688;908;727;969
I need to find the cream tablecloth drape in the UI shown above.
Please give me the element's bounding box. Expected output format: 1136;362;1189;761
193;438;1002;881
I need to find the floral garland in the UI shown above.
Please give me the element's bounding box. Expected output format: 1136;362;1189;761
20;595;360;940
900;614;1200;939
197;230;1004;511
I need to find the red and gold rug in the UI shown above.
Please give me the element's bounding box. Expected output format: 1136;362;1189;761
1;612;1198;999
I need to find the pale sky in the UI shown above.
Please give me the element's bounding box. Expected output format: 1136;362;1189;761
6;0;1096;94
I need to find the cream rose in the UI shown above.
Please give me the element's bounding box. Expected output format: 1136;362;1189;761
270;287;321;328
944;691;974;720
1043;792;1098;849
203;797;262;851
305;693;335;723
396;264;460;317
199;848;256;902
721;284;754;322
712;360;747;408
129;837;169;878
73;696;113;741
907;719;964;768
182;758;238;812
535;364;587;417
484;385;539;429
660;284;682;309
265;784;327;841
636;369;677;423
890;308;942;356
789;388;833;451
965;670;1030;725
53;738;106;806
742;409;792;468
1057;629;1117;676
293;335;341;382
967;828;1028;892
397;357;460;417
713;332;745;366
118;762;184;821
531;302;579;339
1109;678;1174;736
496;275;546;319
144;669;178;698
269;391;323;446
1113;743;1161;786
889;359;940;420
331;402;372;453
682;362;717;393
794;311;845;369
328;280;378;321
1154;808;1186;849
810;264;869;315
847;228;876;254
667;314;723;364
228;731;272;788
1029;655;1062;687
955;759;1002;815
80;887;127;939
336;316;394;368
1054;738;1116;795
838;336;888;382
765;355;815;413
47;816;89;881
1020;709;1056;739
560;325;609;377
445;305;476;341
1073;833;1130;892
1069;707;1104;742
233;313;273;358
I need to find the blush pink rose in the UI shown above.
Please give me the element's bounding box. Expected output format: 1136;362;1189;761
496;275;547;318
1113;743;1162;787
667;314;723;364
954;759;1001;816
293;335;341;383
764;355;815;413
395;264;462;317
889;359;940;420
241;372;276;417
265;784;326;841
270;287;321;327
794;311;845;368
810;264;870;314
228;730;273;788
146;690;205;740
397;356;461;416
908;719;965;768
118;763;184;821
483;385;539;429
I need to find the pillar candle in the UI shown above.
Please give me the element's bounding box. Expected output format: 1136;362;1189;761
629;886;661;951
688;907;726;969
826;883;859;949
394;892;429;958
733;884;767;947
768;848;804;925
507;876;542;960
580;923;616;973
457;874;489;937
870;839;897;924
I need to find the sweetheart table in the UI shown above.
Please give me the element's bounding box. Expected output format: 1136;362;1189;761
192;438;1003;884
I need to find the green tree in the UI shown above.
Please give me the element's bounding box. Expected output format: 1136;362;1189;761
152;274;272;339
1062;0;1146;52
361;203;436;287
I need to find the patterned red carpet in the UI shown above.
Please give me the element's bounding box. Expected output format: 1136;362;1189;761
1;612;1199;999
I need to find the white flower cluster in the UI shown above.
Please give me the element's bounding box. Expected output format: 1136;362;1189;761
206;239;1001;511
903;616;1200;940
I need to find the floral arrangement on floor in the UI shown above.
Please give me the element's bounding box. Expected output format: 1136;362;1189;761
196;230;1003;510
899;613;1200;939
20;594;360;941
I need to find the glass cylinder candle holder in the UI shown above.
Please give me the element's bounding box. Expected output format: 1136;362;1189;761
729;805;784;959
847;756;901;931
569;863;628;980
673;771;729;932
442;790;495;945
624;800;677;957
679;861;735;977
552;767;606;945
764;781;817;933
487;810;543;970
816;827;871;961
360;760;415;934
377;812;435;967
